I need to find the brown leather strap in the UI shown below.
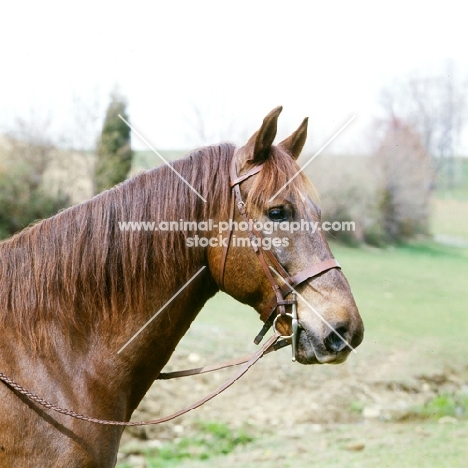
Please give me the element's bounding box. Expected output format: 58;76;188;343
157;335;284;379
218;193;236;291
230;164;264;187
287;258;340;289
218;156;265;291
259;258;341;323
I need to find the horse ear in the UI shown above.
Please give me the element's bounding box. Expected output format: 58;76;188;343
278;117;308;160
242;106;283;165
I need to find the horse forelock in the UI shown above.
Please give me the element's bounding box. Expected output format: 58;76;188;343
246;146;318;215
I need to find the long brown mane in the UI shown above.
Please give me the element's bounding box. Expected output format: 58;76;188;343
0;142;312;349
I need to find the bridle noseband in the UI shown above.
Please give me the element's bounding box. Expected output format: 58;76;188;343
218;151;341;359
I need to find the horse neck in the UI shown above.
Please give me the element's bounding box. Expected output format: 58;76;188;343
114;270;217;412
102;171;224;408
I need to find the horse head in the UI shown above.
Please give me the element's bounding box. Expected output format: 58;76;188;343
209;107;364;364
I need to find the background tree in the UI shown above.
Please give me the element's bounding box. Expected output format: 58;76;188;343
372;118;433;242
0;117;69;239
380;61;467;190
94;93;133;194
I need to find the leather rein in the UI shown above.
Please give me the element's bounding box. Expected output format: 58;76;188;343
0;151;340;427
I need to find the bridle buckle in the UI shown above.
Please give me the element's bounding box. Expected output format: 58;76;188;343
236;201;247;215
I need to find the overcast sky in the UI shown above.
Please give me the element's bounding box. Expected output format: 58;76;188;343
1;0;467;154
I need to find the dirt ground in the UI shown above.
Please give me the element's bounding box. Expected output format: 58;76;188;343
117;337;468;466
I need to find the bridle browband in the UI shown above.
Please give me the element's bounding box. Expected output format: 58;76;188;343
218;150;341;354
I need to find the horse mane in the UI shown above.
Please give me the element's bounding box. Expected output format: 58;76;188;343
0;142;314;350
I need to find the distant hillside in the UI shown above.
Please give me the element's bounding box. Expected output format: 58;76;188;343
0;135;94;205
0;137;190;205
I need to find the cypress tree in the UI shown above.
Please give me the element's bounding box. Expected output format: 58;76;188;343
94;93;133;194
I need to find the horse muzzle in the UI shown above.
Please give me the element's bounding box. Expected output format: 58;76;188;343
294;318;364;365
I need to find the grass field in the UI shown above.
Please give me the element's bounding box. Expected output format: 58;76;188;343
436;157;468;200
432;198;468;242
333;242;468;373
117;238;468;467
134;421;468;468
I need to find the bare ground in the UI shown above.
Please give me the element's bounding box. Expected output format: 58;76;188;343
117;335;468;466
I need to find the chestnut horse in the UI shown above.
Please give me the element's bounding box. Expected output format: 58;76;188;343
0;107;363;466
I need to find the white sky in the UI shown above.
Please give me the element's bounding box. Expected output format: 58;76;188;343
1;0;467;153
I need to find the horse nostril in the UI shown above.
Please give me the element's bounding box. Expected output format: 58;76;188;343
324;326;348;353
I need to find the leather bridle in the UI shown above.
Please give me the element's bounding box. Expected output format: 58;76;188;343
218;151;341;356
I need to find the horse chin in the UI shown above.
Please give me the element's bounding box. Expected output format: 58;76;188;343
295;350;320;365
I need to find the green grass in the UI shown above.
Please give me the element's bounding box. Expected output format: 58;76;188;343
431;198;468;240
151;422;253;465
119;240;468;467
140;422;468;468
436;157;468;200
331;242;468;373
119;421;254;467
414;393;468;420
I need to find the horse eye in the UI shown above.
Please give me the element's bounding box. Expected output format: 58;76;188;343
268;206;288;221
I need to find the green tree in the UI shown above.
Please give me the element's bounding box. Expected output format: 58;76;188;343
94;93;133;194
0;136;69;240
